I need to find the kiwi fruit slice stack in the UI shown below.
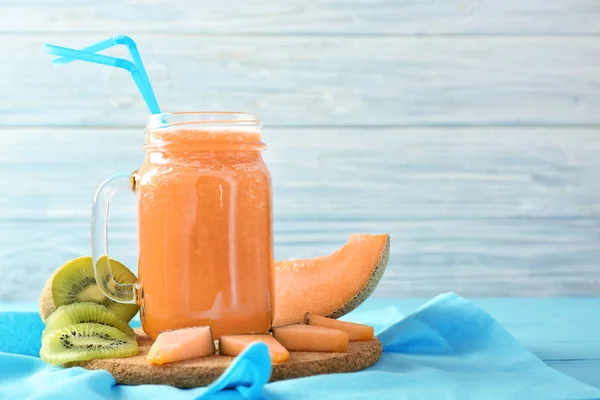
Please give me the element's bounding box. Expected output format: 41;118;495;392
39;256;139;323
43;302;136;339
39;257;141;365
40;323;138;365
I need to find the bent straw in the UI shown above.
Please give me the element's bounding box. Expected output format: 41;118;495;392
51;35;157;112
44;44;161;114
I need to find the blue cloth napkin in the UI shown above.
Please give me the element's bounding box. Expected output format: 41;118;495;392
1;293;599;400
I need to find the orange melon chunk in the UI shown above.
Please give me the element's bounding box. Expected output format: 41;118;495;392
219;334;289;363
272;324;349;352
147;326;214;365
305;313;374;341
274;234;390;326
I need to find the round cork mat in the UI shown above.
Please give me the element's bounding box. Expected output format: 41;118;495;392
69;328;382;388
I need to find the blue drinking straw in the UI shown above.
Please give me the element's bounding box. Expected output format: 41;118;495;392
44;38;161;115
51;35;157;113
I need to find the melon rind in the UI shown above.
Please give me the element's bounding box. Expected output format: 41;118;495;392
327;235;390;319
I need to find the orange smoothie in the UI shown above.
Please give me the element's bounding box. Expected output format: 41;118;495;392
135;121;274;339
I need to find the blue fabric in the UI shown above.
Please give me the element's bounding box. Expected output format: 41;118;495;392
1;293;599;400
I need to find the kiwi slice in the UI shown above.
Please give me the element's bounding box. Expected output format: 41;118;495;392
44;302;136;339
40;323;138;365
39;256;139;323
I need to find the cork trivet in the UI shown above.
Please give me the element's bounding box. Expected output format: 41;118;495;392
69;328;382;388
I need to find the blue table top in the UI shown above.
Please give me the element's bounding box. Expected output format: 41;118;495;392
3;298;599;390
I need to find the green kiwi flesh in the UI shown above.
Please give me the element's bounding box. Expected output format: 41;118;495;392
40;323;138;365
43;302;135;339
42;256;139;322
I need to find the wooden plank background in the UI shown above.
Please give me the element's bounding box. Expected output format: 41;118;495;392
0;0;599;301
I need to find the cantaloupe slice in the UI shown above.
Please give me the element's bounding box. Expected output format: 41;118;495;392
274;234;390;326
147;326;215;365
219;334;289;363
272;324;349;352
305;313;374;341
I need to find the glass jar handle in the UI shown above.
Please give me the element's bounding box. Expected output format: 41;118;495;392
91;171;138;304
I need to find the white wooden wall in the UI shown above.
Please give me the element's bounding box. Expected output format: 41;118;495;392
1;0;599;301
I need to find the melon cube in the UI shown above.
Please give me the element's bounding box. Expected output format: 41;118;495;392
147;326;214;365
272;324;349;352
219;333;289;363
305;313;374;341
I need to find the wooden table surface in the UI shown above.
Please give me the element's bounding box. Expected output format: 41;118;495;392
1;0;600;302
1;4;597;395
